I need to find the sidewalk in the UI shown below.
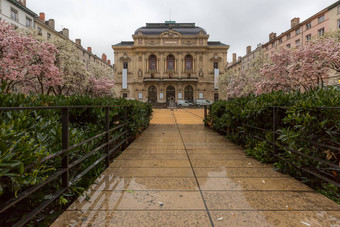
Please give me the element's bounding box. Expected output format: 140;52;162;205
51;109;340;227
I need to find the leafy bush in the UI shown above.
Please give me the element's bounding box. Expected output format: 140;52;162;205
0;93;152;225
207;87;340;203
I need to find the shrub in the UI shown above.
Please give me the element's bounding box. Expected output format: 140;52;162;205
208;86;340;203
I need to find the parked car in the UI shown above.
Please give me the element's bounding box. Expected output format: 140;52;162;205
195;99;212;106
177;100;193;107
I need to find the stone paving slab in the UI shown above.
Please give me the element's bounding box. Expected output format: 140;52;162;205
52;109;340;227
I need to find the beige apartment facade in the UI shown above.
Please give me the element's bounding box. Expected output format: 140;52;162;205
227;1;340;85
112;22;229;104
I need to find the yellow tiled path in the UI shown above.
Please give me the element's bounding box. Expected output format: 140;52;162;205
52;109;340;226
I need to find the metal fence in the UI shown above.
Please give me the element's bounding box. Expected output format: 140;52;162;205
0;105;132;227
204;105;340;189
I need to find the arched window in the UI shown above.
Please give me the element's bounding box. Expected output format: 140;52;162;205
167;54;175;70
185;54;193;70
149;55;157;71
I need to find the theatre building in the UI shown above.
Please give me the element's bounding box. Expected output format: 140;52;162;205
112;21;229;104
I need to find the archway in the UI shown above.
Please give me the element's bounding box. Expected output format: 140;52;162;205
166;85;175;104
184;85;194;103
148;85;157;103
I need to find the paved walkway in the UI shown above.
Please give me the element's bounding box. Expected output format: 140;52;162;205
52;109;340;226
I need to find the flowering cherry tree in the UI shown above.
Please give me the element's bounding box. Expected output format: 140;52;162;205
260;36;340;94
87;63;115;97
0;21;60;94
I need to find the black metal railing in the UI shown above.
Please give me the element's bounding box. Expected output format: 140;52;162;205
0;105;135;227
204;105;340;189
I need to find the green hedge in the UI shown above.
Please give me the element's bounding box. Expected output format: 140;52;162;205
0;93;152;226
207;87;340;203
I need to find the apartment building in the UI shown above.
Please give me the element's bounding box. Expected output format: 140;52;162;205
0;0;36;28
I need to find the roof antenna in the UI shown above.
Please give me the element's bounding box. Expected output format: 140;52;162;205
170;8;172;21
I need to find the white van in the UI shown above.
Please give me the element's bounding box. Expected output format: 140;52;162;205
195;99;212;106
177;100;193;107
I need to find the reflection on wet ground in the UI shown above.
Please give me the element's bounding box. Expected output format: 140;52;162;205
51;109;340;227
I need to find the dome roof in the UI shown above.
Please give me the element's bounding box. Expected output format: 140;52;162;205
134;22;207;36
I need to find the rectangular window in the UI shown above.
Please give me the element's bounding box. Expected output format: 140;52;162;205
279;38;282;44
338;6;340;14
306;22;312;30
47;33;51;39
306;34;312;41
295;39;300;45
25;17;32;27
167;61;174;70
38;27;42;35
138;93;143;99
296;28;300;35
11;8;18;21
286;33;291;39
318;15;325;24
318;28;325;36
286;44;291;48
271;43;275;48
338;19;340;29
123;93;127;98
213;62;218;69
123;62;128;69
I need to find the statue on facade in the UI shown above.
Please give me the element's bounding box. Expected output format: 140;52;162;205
138;69;143;77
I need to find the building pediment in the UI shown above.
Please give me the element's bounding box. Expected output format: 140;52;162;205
210;54;222;62
159;30;183;38
119;53;131;62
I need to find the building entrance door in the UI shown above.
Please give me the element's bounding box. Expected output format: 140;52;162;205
214;93;219;101
184;85;194;103
166;85;175;104
148;86;157;103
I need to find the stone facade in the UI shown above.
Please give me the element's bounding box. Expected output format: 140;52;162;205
35;12;113;73
112;22;229;104
0;0;36;29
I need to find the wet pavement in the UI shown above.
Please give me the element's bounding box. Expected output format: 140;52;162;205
51;109;340;227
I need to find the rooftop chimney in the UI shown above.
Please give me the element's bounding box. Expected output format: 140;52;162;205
19;0;26;6
291;17;300;28
108;60;111;65
47;19;55;30
232;53;237;64
246;46;251;55
61;28;69;38
39;13;45;21
269;32;277;41
75;39;82;46
87;47;92;53
238;56;242;61
102;53;107;62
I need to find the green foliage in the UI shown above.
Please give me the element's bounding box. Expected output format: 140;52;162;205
0;93;152;226
208;86;340;203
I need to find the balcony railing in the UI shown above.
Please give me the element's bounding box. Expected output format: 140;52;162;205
143;77;198;82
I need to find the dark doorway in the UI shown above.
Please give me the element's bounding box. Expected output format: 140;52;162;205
214;93;219;101
184;85;194;103
166;85;175;104
148;86;157;103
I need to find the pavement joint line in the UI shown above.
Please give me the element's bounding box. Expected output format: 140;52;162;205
86;189;315;192
65;208;340;212
172;110;215;227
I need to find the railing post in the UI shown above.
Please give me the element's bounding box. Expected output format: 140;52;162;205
204;105;207;126
123;106;128;149
61;108;69;188
105;107;110;167
273;107;278;154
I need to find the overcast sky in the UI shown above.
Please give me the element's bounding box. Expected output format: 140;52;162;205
27;0;337;63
